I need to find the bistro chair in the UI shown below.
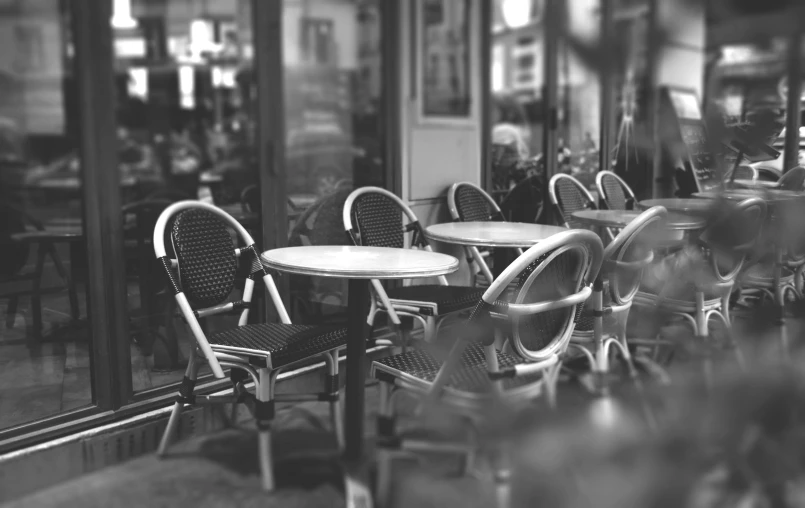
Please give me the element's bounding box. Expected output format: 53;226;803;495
343;186;485;345
729;165;759;182
372;229;603;507
447;181;523;286
570;206;668;394
153;200;348;491
777;165;805;191
549;173;597;229
596;170;636;211
634;197;767;380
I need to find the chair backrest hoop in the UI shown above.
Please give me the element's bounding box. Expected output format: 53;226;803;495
342;186;420;247
447;182;502;222
705;196;767;283
604;206;667;305
549;173;597;226
596;170;636;210
778;166;805;191
483;229;603;361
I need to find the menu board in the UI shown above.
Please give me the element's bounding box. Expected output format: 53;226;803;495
662;87;719;192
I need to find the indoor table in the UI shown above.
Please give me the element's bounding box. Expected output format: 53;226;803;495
425;221;566;282
261;245;458;507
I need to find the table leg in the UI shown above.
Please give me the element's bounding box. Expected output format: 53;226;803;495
345;278;370;462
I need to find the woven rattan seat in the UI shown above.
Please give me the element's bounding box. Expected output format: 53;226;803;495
386;285;486;315
209;323;347;368
373;344;544;395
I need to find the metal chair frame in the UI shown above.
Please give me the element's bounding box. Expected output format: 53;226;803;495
447;181;524;286
343;186;481;344
153;200;345;491
569;206;670;397
634;198;767;382
596;170;636;211
372;229;603;507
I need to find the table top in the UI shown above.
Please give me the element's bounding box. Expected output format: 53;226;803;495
571;209;706;230
693;188;805;204
425;221;566;248
731;179;779;189
638;198;714;214
261;246;459;279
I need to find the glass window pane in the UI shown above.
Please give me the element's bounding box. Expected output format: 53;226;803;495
116;0;261;392
558;0;601;194
0;2;93;429
285;0;385;325
489;0;545;213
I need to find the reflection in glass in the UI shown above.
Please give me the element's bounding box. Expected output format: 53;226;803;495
558;0;601;194
0;3;92;429
113;0;261;392
284;0;386;325
489;0;545;213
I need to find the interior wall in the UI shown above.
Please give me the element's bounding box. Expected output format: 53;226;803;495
399;0;483;285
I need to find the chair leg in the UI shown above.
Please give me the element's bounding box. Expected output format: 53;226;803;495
157;353;200;456
375;382;395;507
695;292;713;388
326;351;345;451
48;244;80;321
256;368;275;491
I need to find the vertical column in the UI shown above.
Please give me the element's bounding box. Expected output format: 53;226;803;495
783;30;803;173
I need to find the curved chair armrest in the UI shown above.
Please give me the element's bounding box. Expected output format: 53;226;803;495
502;286;592;317
489;354;560;380
603;251;654;272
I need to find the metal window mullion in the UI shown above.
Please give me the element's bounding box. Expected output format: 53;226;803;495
598;0;615;176
542;0;560;222
479;0;492;192
783;30;803;173
252;0;288;320
71;0;132;409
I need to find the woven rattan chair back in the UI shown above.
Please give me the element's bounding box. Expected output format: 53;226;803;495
154;200;290;378
702;197;767;283
171;209;239;308
448;182;503;222
778;166;805;191
603;206;667;306
549;174;596;227
344;186;426;250
596;171;636;211
485;229;603;361
731;165;758;181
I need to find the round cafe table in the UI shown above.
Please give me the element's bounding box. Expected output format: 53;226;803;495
425;221;566;282
571;209;706;230
261;246;457;489
692;188;805;204
637;198;714;215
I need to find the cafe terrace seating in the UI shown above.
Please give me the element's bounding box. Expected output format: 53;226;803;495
152;201;348;491
371;229;602;507
343;186;486;345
